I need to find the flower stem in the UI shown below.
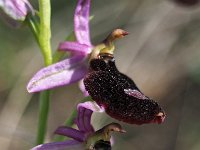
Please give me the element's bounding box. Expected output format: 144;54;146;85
35;0;52;145
36;90;51;145
38;0;52;66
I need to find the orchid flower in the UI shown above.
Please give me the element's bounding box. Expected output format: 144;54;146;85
27;0;92;93
32;101;125;150
0;0;33;21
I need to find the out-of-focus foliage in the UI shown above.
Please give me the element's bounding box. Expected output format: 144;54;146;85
1;0;200;150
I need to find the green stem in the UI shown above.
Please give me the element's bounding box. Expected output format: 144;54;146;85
35;0;52;145
26;0;53;146
38;0;52;66
27;13;52;146
54;96;92;141
36;90;51;145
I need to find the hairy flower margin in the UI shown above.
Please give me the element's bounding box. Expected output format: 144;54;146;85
32;101;125;150
27;0;93;94
0;0;34;21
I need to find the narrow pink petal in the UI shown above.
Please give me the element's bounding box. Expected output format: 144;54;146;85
83;109;94;132
124;89;147;100
79;79;89;96
31;140;83;150
55;126;85;142
58;41;92;54
76;101;105;132
74;0;91;45
77;107;85;132
27;56;87;93
76;105;94;133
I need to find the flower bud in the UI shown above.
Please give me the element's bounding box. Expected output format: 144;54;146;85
0;0;33;21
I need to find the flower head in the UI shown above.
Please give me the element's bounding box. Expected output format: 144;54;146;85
27;0;92;93
31;101;125;150
0;0;33;21
26;0;166;126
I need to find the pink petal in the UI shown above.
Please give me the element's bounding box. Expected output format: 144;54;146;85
76;101;105;132
124;89;147;100
77;101;105;113
0;0;34;21
77;107;85;132
83;108;94;132
76;106;94;133
74;0;91;45
31;140;83;150
79;79;89;96
27;55;87;93
54;126;85;142
58;41;92;54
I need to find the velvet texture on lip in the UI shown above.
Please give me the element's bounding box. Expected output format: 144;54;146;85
84;53;166;125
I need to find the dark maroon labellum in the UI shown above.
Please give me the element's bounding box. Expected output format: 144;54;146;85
84;53;165;125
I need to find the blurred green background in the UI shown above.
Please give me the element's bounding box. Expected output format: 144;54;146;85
1;0;200;149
